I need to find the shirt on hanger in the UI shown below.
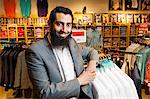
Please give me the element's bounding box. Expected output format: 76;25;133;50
20;0;31;17
37;0;48;17
4;0;16;17
86;29;102;50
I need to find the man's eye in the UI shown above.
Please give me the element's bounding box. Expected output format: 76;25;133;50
67;24;72;27
56;22;62;26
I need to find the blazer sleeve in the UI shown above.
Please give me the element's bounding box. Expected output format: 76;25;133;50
25;47;80;99
79;45;99;62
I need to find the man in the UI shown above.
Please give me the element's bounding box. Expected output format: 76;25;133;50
25;6;98;99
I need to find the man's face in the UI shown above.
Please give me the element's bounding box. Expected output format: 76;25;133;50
53;13;72;39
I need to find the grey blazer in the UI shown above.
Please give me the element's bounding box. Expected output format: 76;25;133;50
25;37;98;99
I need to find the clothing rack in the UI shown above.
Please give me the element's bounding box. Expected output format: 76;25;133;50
138;42;150;47
0;42;26;45
0;42;27;50
130;37;150;47
107;49;142;55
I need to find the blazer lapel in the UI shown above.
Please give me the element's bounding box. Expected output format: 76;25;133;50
68;38;84;77
43;38;61;74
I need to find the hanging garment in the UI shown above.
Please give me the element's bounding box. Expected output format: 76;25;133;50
93;60;139;99
0;48;8;85
20;0;31;17
92;76;111;99
8;48;17;87
112;0;120;10
37;0;48;17
114;63;139;98
132;0;138;8
111;60;139;98
111;64;136;98
102;62;129;98
4;0;16;17
86;29;102;50
133;63;142;99
0;47;22;88
3;48;12;87
145;56;150;82
122;43;141;76
14;50;32;89
136;47;150;84
96;68;119;98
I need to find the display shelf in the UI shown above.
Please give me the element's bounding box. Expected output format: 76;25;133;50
18;37;25;39
104;36;112;37
0;12;149;49
0;24;47;44
0;37;8;39
112;35;119;37
130;35;137;37
120;35;126;37
27;37;35;38
103;46;112;48
34;26;44;39
102;23;129;50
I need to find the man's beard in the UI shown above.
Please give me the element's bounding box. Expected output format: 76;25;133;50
50;30;72;47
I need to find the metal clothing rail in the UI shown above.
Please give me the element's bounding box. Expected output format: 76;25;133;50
137;42;150;47
108;49;143;55
0;42;26;45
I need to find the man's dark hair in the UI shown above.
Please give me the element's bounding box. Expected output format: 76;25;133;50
48;6;74;27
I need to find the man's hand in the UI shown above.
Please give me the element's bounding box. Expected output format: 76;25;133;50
77;70;96;86
86;60;97;72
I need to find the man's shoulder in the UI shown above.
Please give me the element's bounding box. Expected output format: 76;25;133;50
69;37;77;44
28;38;48;50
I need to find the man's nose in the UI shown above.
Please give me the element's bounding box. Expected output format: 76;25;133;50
62;25;67;33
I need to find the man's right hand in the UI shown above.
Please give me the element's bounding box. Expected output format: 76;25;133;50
77;70;96;86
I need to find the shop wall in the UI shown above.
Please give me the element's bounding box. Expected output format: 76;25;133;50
0;0;108;17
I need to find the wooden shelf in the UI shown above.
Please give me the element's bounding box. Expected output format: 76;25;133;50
0;15;149;49
36;37;43;39
104;36;112;37
104;46;112;48
9;37;16;38
112;35;119;37
18;37;25;38
120;35;126;37
0;37;8;39
27;37;34;38
130;35;137;37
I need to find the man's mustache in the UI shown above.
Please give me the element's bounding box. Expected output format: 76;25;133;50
59;30;71;34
